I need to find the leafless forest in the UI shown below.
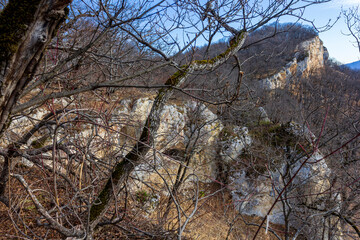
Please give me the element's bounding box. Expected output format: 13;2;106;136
0;0;359;239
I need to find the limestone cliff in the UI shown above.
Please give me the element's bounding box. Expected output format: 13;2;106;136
4;95;342;239
228;121;342;239
261;36;327;90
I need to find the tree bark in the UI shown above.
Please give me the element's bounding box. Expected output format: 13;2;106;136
0;0;71;136
0;0;71;208
89;31;248;229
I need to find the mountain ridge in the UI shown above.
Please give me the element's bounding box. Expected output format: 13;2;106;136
345;60;360;70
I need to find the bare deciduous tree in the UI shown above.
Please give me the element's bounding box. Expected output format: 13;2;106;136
0;0;341;239
343;6;360;53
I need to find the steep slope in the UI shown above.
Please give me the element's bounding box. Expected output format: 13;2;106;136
3;23;357;239
261;36;327;90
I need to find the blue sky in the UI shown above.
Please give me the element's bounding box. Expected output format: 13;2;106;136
194;0;360;64
301;0;360;64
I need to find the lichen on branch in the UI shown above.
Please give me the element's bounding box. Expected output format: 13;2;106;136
89;30;248;228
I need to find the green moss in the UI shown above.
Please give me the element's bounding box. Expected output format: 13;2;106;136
166;65;189;86
195;59;210;64
135;190;148;203
268;123;297;147
249;123;287;146
90;181;110;221
193;58;216;65
206;32;246;64
164;32;245;87
190;32;246;67
259;120;272;126
24;200;36;211
90;160;127;222
241;122;312;177
0;0;42;63
135;190;151;204
30;135;49;149
249;122;310;152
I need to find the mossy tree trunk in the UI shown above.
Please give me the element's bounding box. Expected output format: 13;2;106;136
0;0;71;205
88;31;248;230
0;0;70;136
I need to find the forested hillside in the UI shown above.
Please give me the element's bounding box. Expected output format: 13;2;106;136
0;0;359;239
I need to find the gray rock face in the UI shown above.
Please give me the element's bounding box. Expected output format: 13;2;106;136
6;94;341;237
228;122;342;239
261;36;326;90
258;107;270;123
129;99;252;197
123;99;340;237
219;126;251;163
230;150;332;224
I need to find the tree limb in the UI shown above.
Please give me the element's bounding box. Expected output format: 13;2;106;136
88;30;247;230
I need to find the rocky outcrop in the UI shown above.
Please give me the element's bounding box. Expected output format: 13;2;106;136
230;149;332;223
5;96;341;237
124;101;340;239
261;36;327;90
228;122;342;239
4;97;250;185
129;99;250;189
219;126;252;163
